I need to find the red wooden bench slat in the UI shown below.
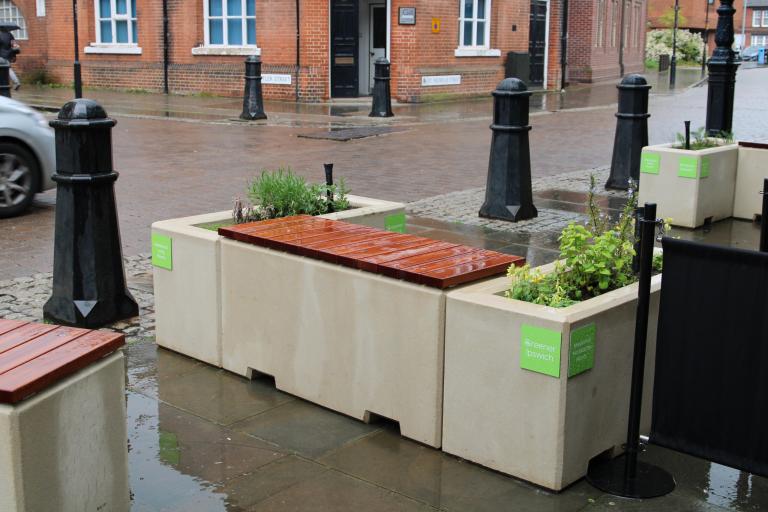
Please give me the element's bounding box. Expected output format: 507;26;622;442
0;324;125;405
0;319;27;336
0;323;60;355
219;216;524;289
222;215;316;235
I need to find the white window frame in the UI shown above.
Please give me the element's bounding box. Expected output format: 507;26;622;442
36;0;45;17
763;10;768;27
455;0;500;57
596;0;605;47
752;35;768;46
754;10;761;27
94;0;137;45
196;0;259;54
0;1;27;40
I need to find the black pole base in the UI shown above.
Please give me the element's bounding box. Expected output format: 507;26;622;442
43;294;139;329
479;203;538;223
587;454;676;499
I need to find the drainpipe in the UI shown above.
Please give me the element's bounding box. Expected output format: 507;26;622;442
560;0;569;89
163;0;169;94
295;0;301;101
618;0;626;76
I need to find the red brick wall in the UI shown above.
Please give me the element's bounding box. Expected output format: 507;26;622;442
15;0;645;100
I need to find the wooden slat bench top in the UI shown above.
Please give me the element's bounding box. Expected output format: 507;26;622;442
219;216;525;289
0;319;125;405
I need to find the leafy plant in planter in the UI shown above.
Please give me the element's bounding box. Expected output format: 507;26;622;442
233;168;350;224
506;177;663;308
674;126;734;150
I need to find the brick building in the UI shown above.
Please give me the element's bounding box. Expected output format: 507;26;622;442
648;0;768;56
6;0;646;102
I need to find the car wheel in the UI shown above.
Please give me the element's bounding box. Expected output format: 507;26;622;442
0;142;40;218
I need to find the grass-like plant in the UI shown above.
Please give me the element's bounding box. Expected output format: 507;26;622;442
506;176;663;308
236;168;349;223
675;126;734;150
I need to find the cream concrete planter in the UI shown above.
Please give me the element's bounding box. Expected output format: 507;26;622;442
733;143;768;220
0;353;129;512
220;238;445;448
638;142;738;228
151;196;404;367
442;264;661;491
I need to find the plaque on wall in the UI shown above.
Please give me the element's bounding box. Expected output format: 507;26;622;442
399;7;416;25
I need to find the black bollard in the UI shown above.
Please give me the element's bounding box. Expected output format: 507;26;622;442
0;58;10;98
705;0;739;136
684;121;691;150
760;179;768;253
369;58;394;118
241;55;267;121
324;163;334;210
605;75;651;190
587;203;676;499
479;78;538;222
43;99;139;328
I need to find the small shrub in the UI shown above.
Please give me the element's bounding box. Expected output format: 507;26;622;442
674;126;734;150
646;29;704;63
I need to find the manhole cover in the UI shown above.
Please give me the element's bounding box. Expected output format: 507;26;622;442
298;126;405;141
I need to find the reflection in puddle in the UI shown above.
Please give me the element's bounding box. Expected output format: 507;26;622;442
128;391;229;511
706;463;754;510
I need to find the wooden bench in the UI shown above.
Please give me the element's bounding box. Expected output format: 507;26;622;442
218;216;524;447
0;319;129;512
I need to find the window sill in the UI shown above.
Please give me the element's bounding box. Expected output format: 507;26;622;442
84;44;142;55
454;48;501;57
191;46;262;56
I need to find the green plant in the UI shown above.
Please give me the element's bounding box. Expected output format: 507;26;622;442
506;177;659;308
235;168;349;223
674;126;734;150
646;28;703;63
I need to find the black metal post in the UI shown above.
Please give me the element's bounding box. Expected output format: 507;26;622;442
706;0;739;136
670;0;679;88
162;0;170;94
606;74;651;190
760;179;768;253
632;206;645;274
240;55;267;121
684;120;691;149
0;58;11;98
72;0;82;99
479;78;538;222
587;203;675;499
369;58;394;118
43;99;138;328
324;163;334;208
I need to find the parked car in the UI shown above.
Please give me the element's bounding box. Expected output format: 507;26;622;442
740;46;767;61
0;96;55;218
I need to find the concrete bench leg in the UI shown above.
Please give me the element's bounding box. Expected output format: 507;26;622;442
0;353;130;512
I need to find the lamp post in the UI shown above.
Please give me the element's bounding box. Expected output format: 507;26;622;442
670;0;680;87
72;0;82;98
705;0;739;136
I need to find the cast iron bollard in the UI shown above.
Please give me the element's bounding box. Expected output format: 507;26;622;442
606;75;651;190
241;55;267;121
43;99;139;328
0;58;10;98
369;58;393;118
479;78;538;222
761;178;768;253
324;163;334;210
705;0;739;136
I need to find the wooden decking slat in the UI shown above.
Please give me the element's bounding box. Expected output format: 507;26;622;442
0;323;60;355
219;215;524;289
0;326;90;375
0;319;27;336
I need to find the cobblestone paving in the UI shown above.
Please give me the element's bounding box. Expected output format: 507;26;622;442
0;254;154;342
407;166;625;234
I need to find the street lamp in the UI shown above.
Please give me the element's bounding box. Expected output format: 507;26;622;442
72;0;82;98
670;0;680;87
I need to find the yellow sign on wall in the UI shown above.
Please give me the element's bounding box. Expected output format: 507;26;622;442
431;18;441;33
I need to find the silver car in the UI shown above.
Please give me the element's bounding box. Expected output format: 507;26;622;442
0;96;55;217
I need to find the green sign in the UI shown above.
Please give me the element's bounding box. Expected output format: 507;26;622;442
678;156;699;179
700;156;710;178
568;323;596;377
385;212;407;233
640;152;660;174
152;233;173;270
520;324;561;378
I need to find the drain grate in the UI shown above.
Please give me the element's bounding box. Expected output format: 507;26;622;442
298;126;405;141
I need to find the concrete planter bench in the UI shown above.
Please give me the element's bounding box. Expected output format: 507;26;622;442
442;263;661;491
733;142;768;220
151;196;405;367
0;319;129;512
638;142;738;228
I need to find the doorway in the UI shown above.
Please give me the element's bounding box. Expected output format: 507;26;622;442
528;0;547;87
359;3;386;95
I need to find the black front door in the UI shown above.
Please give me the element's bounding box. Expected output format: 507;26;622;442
331;0;359;98
528;0;547;86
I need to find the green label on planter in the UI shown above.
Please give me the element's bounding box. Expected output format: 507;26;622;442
700;156;710;178
678;156;699;179
520;324;561;378
152;233;173;270
640;152;660;174
385;212;407;233
568;323;596;378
